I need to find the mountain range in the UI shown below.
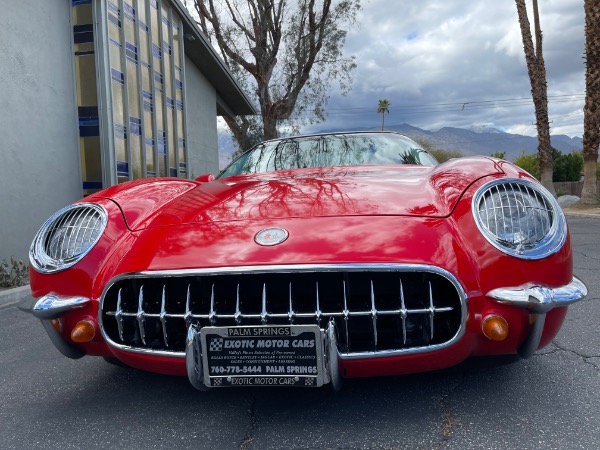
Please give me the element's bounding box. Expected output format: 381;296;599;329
218;123;583;168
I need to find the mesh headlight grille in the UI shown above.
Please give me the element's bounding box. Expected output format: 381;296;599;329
472;179;566;259
30;203;107;273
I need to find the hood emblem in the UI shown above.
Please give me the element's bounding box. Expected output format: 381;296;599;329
255;228;289;246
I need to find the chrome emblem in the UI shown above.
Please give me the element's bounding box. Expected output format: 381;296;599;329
255;228;289;246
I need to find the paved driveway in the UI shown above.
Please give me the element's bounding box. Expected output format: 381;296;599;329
0;216;598;450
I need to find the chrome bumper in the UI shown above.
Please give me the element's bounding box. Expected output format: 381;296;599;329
18;293;90;359
487;277;588;358
487;277;587;313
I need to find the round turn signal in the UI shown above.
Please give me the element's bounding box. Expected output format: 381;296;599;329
50;318;62;334
71;320;96;343
482;315;509;341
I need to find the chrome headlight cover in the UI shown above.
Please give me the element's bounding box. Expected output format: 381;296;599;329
30;203;108;273
472;178;566;260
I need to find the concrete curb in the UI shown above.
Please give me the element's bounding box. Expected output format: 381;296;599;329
0;285;31;307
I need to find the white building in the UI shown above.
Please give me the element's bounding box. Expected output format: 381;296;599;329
0;0;254;262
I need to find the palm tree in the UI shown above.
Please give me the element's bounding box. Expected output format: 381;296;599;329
377;99;391;131
581;0;600;205
515;0;555;195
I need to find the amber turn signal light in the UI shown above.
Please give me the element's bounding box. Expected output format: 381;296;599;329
482;315;509;341
71;320;95;343
50;318;62;334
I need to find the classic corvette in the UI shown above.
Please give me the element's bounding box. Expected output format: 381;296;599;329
20;131;588;390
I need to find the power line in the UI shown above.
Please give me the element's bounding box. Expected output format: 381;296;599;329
293;94;585;120
317;93;585;113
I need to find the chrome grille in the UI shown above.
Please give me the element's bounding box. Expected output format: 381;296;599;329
100;265;465;358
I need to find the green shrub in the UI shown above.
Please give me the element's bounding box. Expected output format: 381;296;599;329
513;149;584;182
552;149;583;182
514;151;540;180
0;257;29;288
556;188;567;197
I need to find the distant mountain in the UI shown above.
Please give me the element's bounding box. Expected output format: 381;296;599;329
384;124;582;162
217;123;583;168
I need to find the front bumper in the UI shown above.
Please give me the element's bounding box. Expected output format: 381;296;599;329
487;277;588;358
19;276;589;387
18;294;90;359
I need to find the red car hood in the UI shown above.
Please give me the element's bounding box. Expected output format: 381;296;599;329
96;157;504;230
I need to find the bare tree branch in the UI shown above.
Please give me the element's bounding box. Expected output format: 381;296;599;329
194;0;360;150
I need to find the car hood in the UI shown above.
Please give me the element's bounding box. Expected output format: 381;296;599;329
96;157;505;230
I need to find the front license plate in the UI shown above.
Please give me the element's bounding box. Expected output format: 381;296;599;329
200;325;324;387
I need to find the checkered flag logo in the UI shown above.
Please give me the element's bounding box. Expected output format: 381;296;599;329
212;378;222;386
305;378;314;386
209;338;223;352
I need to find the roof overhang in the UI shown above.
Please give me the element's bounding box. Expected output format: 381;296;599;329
169;0;256;117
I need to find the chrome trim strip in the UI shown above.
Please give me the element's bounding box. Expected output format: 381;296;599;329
99;263;468;360
471;178;567;260
487;276;588;313
29;294;91;320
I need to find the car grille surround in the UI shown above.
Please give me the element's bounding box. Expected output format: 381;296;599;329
99;265;466;359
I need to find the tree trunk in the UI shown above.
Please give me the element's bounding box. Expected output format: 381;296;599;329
381;113;384;131
262;109;279;141
515;0;555;195
581;0;600;205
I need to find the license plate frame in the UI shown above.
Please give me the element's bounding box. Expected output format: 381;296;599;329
200;325;325;387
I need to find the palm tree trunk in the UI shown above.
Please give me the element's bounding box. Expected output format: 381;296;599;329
515;0;555;195
581;0;600;205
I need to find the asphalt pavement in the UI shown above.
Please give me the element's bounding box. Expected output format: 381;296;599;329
1;216;598;450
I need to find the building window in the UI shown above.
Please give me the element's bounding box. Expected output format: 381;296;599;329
71;0;188;196
106;0;188;183
72;0;103;196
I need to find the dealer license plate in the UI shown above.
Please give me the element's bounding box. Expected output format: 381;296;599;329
200;325;325;387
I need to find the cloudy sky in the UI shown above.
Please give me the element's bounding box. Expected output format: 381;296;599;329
301;0;586;137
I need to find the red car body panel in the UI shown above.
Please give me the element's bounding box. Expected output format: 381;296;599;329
28;155;575;380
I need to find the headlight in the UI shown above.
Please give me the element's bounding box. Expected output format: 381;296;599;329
472;178;566;259
30;203;107;273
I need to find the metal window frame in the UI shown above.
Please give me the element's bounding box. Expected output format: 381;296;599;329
93;0;190;186
94;0;117;187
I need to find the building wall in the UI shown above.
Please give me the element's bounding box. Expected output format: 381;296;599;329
184;55;219;177
0;0;81;262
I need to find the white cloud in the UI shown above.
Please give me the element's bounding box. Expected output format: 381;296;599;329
303;0;586;137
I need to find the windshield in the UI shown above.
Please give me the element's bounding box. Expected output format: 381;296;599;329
219;133;438;178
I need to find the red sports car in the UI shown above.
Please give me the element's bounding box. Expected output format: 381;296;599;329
20;132;588;390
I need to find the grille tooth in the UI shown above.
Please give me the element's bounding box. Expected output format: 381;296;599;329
399;280;407;345
208;284;216;325
261;284;268;325
235;284;242;324
370;281;378;350
160;285;168;348
137;286;146;345
101;269;464;356
116;288;124;341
